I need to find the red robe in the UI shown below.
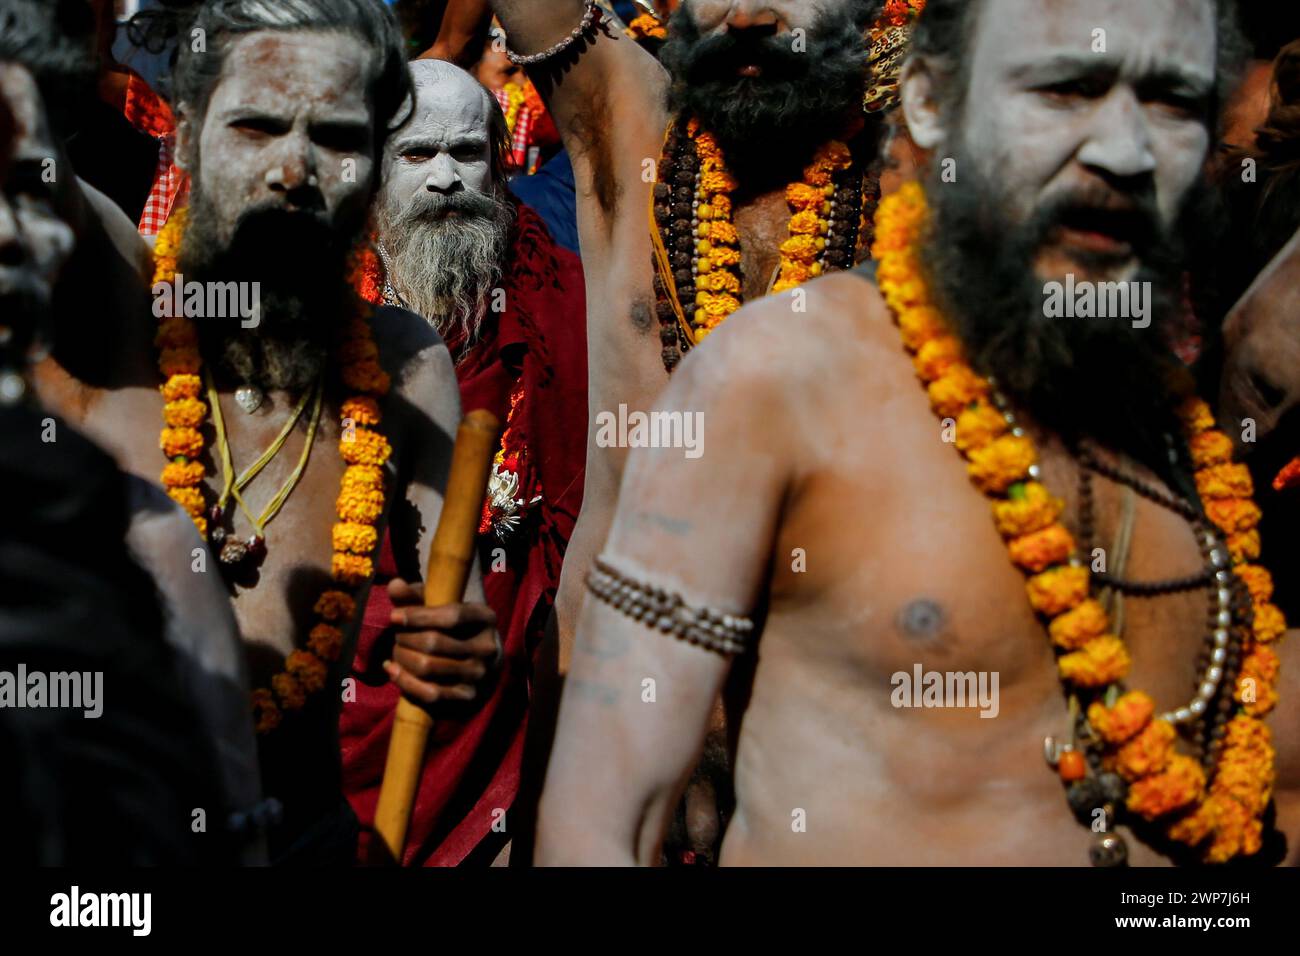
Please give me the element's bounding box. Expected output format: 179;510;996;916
339;204;587;864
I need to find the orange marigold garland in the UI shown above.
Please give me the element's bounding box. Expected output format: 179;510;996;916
650;114;876;372
872;182;1289;864
154;209;391;735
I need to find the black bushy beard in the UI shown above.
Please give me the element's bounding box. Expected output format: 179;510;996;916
921;144;1217;471
376;185;515;350
179;182;362;393
659;2;873;189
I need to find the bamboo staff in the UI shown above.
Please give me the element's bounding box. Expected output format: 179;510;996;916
372;409;500;864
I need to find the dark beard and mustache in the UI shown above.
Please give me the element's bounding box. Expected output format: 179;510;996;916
659;2;877;188
376;186;515;350
921;147;1217;471
179;186;363;392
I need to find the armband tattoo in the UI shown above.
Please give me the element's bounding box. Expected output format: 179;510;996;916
585;556;755;656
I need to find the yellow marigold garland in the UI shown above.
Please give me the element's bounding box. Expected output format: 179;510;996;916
683;120;855;341
153;209;391;735
871;181;1290;863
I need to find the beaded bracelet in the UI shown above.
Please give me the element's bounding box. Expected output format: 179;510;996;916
586;556;755;656
505;0;602;67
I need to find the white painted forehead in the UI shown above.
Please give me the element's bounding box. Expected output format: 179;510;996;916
408;60;493;116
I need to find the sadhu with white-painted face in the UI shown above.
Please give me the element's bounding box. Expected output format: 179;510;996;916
28;0;504;862
541;0;1300;866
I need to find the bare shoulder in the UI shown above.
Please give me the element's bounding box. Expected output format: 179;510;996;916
678;269;906;401
368;304;460;422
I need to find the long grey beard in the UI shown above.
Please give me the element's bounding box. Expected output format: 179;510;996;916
378;190;515;348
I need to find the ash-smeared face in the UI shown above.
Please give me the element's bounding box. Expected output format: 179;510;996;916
0;63;75;331
923;0;1218;287
376;60;513;346
177;30;377;267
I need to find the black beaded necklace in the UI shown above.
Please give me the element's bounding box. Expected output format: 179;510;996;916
649;114;881;375
1074;440;1251;774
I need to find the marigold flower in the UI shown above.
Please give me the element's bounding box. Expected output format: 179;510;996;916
190;515;208;538
1026;565;1089;616
928;365;991;419
786;183;825;211
1114;718;1176;780
992;482;1063;537
1225;529;1260;563
286;649;328;694
1126;754;1206;820
913;335;964;383
1168;803;1217;847
954;401;1007;453
1194;463;1253;500
339;427;392;467
709;246;741;268
341;396;382;427
159;346;200;377
313;590;356;623
166;486;206;517
337;488;385;524
1212;752;1273;817
780;233;821;260
1236;645;1280;716
707;220;739;245
1252;602;1286;644
161;460;205;488
1087;690;1155;744
308;623;345;663
154;316;198;350
1188;429;1234;468
1233;564;1273;604
966;434;1035;493
161;426;204;459
338;337;379;364
332;552;373;586
340;359;392;397
252;689;281;734
332;521;378;555
701;170;738;195
699;270;741;294
1202;798;1258;863
272;672;307;710
775;261;812;287
1007;524;1074;573
1177;397;1215;435
1204;498;1261;535
1057;634;1130;688
341;464;384;493
161;374;202;402
787;210;823;236
699;291;741;318
1275;454;1300;491
1049;598;1109;650
163;397;208;428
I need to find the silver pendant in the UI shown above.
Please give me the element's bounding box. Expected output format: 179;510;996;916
234;385;264;414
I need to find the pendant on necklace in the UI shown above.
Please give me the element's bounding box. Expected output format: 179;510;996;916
234;385;264;414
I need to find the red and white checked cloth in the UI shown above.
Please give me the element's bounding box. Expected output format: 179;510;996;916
121;71;188;239
491;86;535;173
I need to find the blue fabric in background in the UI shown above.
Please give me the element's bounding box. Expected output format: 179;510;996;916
508;150;580;255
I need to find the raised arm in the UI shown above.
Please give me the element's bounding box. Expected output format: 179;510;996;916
491;1;669;213
536;311;797;865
